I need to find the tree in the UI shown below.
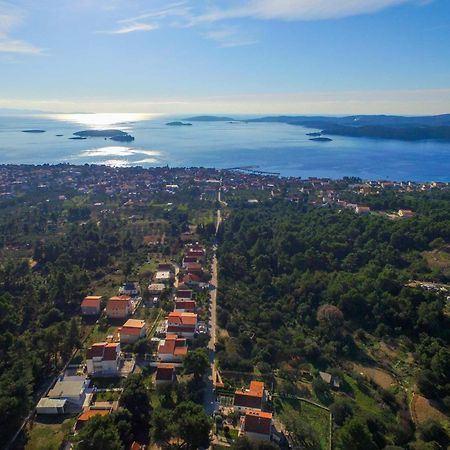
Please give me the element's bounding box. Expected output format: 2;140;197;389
317;304;344;337
74;415;122;450
119;374;151;435
337;417;378;450
418;420;450;449
151;401;212;450
183;348;209;380
330;397;354;425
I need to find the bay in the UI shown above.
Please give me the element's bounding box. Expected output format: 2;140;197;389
0;113;449;181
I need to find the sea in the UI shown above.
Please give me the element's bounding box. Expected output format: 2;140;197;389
0;112;449;182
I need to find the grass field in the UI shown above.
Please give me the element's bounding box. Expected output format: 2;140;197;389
25;416;76;450
273;397;330;450
423;248;450;277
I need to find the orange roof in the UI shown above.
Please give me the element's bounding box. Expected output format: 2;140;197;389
81;296;101;308
123;319;145;329
249;380;265;396
78;409;110;421
243;410;272;435
158;336;187;355
247;410;272;419
168;311;197;326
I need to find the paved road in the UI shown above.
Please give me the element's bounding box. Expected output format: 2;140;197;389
204;195;222;416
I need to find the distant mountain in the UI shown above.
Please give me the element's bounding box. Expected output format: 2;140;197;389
183;116;235;122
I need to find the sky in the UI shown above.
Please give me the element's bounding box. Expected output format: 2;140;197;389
0;0;449;115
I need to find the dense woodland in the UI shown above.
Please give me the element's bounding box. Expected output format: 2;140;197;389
217;191;450;449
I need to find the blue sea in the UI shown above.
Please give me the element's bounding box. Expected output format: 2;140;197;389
0;113;449;181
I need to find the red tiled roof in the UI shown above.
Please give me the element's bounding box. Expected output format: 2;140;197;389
103;343;119;361
175;289;193;299
168;311;197;326
81;296;101;308
87;342;119;361
243;411;272;435
183;273;201;283
158;336;187;355
77;409;110;422
175;300;196;310
87;342;108;359
234;381;265;409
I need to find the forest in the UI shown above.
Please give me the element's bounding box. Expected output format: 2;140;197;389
216;191;450;449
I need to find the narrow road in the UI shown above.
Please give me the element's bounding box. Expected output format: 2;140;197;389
204;190;222;416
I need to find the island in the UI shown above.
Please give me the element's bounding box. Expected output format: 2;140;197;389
306;132;322;137
310;137;333;142
183;116;235;122
69;136;87;140
55;134;63;137
73;129;135;142
22;129;45;133
166;121;193;127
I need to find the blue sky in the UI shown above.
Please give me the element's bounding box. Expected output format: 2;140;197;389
0;0;449;114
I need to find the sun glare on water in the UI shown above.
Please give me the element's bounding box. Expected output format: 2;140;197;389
45;112;161;128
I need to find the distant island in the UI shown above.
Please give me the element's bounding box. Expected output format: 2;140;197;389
22;129;45;133
55;134;63;137
73;129;135;142
310;137;333;142
166;121;193;127
186;114;450;142
184;115;234;122
69;136;87;140
306;132;322;137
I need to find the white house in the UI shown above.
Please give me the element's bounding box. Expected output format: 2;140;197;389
86;342;121;376
119;319;146;344
158;335;188;363
47;375;90;410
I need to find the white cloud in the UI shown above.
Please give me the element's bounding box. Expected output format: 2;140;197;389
107;21;159;34
192;0;429;22
0;1;44;54
203;26;257;47
0;38;44;54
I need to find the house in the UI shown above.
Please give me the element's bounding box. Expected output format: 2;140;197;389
158;335;188;362
36;398;67;415
186;247;206;262
158;263;174;273
240;411;273;441
182;256;198;268
183;273;202;288
81;296;102;316
175;289;193;300
184;262;203;275
398;209;415;218
154;271;173;283
319;371;341;389
355;205;371;215
166;311;198;339
234;381;265;412
106;296;132;320
74;409;111;431
86;342;121;376
155;364;176;385
119;282;139;297
119;319;146;344
148;283;165;295
47;375;90;410
175;300;196;313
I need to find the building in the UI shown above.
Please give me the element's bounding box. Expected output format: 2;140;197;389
154;271;173;283
355;205;371;215
182;273;202;288
184;262;203;276
319;371;341;389
166;311;198;339
234;381;265;412
148;283;165;295
74;409;111;431
86;342;121;376
398;209;415;218
158;335;188;362
175;289;193;300
81;296;102;316
106;295;132;320
119;282;139;297
47;375;90;410
36;398;67;415
119;319;146;344
182;256;198;268
174;299;196;313
240;411;273;441
155;364;176;385
158;262;174;273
